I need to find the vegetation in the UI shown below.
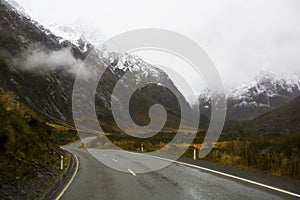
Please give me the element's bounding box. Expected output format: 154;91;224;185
202;135;300;179
100;128;300;180
105;131;183;152
0;92;78;196
225;95;300;136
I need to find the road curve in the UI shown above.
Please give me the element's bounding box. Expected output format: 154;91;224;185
60;140;298;200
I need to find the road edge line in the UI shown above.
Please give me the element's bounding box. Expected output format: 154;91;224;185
128;169;137;176
55;152;79;200
104;149;300;198
84;141;300;198
141;153;300;198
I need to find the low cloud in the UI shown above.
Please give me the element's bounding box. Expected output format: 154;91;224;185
15;45;81;75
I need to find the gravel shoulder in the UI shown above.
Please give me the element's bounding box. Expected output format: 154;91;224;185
0;149;77;200
41;149;77;200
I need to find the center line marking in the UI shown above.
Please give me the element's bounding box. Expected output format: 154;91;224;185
128;169;136;176
113;158;118;162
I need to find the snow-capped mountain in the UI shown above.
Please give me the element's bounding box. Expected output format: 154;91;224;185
47;24;102;53
0;0;190;128
199;72;300;120
45;23;172;87
102;52;170;83
229;72;299;106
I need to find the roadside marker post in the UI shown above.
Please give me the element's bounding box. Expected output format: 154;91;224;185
193;145;197;160
61;155;64;170
141;144;144;152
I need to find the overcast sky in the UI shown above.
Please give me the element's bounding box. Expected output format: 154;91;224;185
12;0;300;101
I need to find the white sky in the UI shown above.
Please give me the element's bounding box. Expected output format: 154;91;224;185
12;0;300;101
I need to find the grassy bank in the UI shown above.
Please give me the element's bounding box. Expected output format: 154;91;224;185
0;92;78;198
102;130;300;180
202;135;300;180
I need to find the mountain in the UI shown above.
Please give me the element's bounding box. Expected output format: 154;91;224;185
0;0;84;123
0;0;194;131
243;95;300;136
199;72;300;121
224;95;300;136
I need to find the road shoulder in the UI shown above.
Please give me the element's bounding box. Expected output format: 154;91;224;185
178;157;300;196
41;149;78;200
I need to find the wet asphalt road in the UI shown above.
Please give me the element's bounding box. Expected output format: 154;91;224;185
61;140;297;200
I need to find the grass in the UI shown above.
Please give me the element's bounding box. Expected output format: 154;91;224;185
87;127;300;180
1;89;299;183
0;91;78;198
203;135;300;179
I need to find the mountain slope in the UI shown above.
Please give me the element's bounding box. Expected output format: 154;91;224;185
243;95;300;135
0;1;195;132
0;91;77;199
0;0;83;122
227;73;300;120
224;95;300;136
199;72;300;121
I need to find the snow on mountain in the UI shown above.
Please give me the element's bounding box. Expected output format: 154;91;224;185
1;0;189;125
46;24;106;52
228;72;300;108
6;0;171;89
5;0;29;18
199;71;300;120
100;52;170;85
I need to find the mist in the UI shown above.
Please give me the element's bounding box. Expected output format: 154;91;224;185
14;45;81;75
10;0;300;97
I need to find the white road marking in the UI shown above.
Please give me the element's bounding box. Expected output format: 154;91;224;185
62;139;299;199
128;169;136;176
98;149;300;198
55;151;79;200
142;153;300;198
113;158;118;162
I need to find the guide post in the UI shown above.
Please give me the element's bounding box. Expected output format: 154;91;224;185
193;145;197;160
61;155;64;170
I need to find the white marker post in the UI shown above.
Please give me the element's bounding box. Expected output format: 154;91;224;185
141;144;144;152
61;155;64;170
193;145;197;160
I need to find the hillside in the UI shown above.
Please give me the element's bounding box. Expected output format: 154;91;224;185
199;73;300;121
245;95;300;135
0;0;197;133
204;96;300;180
0;92;77;199
224;95;300;136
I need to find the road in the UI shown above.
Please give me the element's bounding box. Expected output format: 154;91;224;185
60;140;298;200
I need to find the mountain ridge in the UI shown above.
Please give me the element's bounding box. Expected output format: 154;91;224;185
199;71;300;121
0;0;196;132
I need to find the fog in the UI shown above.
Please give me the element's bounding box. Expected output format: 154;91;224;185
9;0;300;100
14;45;81;75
